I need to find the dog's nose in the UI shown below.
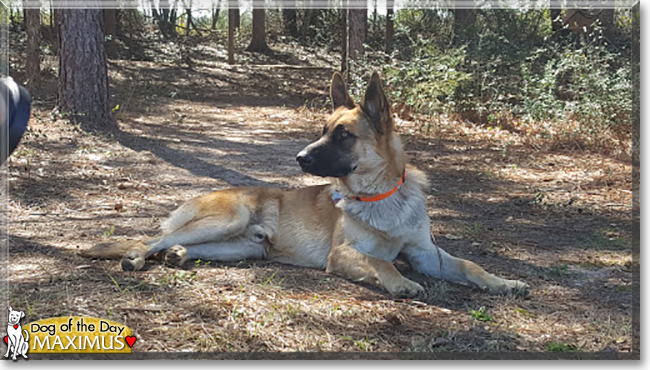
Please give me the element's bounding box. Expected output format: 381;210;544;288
296;152;314;166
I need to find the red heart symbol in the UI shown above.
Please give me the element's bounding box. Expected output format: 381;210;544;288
13;325;18;329
125;336;136;348
3;336;7;344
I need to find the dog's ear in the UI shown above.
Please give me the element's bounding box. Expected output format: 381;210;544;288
7;306;11;312
330;72;355;110
361;72;392;134
20;311;24;318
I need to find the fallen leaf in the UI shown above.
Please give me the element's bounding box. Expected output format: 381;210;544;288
444;234;463;240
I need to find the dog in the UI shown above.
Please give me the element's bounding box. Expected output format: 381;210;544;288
4;307;29;361
81;72;529;297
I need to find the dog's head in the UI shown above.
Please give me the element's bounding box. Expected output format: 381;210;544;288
7;307;24;325
296;72;404;180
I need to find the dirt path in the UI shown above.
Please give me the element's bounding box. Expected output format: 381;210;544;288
5;51;635;356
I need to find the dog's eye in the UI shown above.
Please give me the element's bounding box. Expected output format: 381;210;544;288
340;130;349;139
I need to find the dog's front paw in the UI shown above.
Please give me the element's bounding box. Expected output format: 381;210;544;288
121;250;145;271
385;277;424;298
163;245;188;267
491;279;530;297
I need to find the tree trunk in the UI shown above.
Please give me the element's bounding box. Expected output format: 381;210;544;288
631;3;639;185
348;8;365;61
385;0;394;55
170;0;179;29
599;9;615;38
9;8;17;30
228;6;235;64
246;6;271;53
152;3;160;22
211;0;221;30
26;8;40;88
103;9;118;60
184;1;201;36
453;8;476;43
53;8;60;47
157;0;175;38
372;0;377;36
362;7;368;42
282;0;297;38
340;7;347;73
58;7;113;131
185;1;192;36
299;8;320;39
49;0;54;26
234;4;240;30
550;8;563;32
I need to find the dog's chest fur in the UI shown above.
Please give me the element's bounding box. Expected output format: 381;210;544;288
7;325;21;335
337;168;431;261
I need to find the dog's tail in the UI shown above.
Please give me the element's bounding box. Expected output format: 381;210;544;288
79;239;150;259
23;329;28;342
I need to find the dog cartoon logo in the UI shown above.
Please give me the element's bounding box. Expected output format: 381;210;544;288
3;307;29;360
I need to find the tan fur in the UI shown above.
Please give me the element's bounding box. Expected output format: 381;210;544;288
81;72;529;297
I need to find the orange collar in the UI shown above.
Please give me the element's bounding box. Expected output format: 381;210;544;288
333;170;406;203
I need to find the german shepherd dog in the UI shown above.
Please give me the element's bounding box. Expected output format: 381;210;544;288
82;72;529;297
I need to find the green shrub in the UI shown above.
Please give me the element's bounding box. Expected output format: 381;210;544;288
348;35;471;116
353;9;632;151
469;306;493;322
545;342;577;352
519;28;632;141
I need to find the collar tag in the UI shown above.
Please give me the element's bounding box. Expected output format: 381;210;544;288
331;190;344;204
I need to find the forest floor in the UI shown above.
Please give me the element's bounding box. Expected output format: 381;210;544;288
5;34;637;357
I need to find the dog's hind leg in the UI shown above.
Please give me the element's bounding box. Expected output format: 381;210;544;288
185;238;266;262
124;204;264;270
20;331;28;359
81;239;152;271
161;245;189;267
145;204;253;258
121;241;151;271
119;213;251;271
83;193;278;271
81;239;150;272
161;223;272;267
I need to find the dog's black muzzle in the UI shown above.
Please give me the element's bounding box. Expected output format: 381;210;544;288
296;141;354;178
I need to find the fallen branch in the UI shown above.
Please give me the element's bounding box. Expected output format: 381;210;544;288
233;64;334;71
